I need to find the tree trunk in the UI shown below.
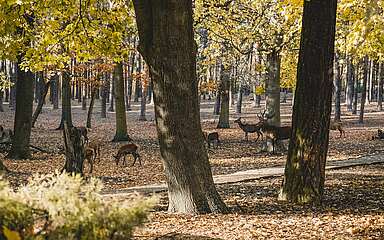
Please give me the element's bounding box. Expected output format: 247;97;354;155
334;54;341;121
62;122;85;175
217;64;230;129
32;81;51;127
126;54;135;111
9;61;34;159
213;91;221;115
346;56;354;111
101;76;108;118
236;81;243;114
279;0;337;204
133;0;227;214
352;64;359;115
112;62;131;142
109;74;115;112
57;72;73;130
359;57;369;124
86;88;97;128
51;74;59;109
0;89;4;112
378;63;383;111
9;62;17;110
265;49;281;126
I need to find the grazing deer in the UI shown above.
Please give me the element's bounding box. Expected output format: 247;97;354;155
76;126;89;143
113;143;141;166
84;147;96;173
86;140;102;163
329;120;345;138
234;117;263;142
203;131;220;148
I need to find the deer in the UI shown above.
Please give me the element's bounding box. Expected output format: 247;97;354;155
234;117;263;142
329;120;345;138
113;143;141;167
203;131;220;148
0;125;13;144
371;129;384;140
257;111;291;154
76;126;89;143
86;140;102;163
84;147;97;173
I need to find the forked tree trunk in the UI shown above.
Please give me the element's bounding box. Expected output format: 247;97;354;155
133;0;227;214
279;0;337;204
32;81;51;128
9;61;34;159
57;72;73;130
62;122;85;175
217;64;230;128
112;62;131;142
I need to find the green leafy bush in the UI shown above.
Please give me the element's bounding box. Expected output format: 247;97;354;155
0;172;155;240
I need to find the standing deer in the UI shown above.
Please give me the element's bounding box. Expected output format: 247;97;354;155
113;143;141;166
86;140;102;163
203;131;220;148
234;117;263;142
329;120;345;138
258;111;291;154
84;147;96;173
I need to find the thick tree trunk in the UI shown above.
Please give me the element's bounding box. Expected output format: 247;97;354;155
62;122;85;175
86;88;97;128
133;0;227;214
334;54;342;121
57;72;73;130
32;81;51;127
112;63;131;142
279;0;337;204
9;61;34;159
378;63;383;111
359;57;369;124
217;64;230;128
346;57;354;111
265;49;281;126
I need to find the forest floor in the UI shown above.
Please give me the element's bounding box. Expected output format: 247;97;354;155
1;98;383;239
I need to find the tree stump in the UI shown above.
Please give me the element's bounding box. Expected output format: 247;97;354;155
62;122;86;175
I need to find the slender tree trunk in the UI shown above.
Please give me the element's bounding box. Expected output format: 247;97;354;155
236;81;243;114
217;64;230;129
109;74;115;112
0;90;3;112
334;54;341;121
279;0;337;204
139;81;147;121
86;88;97;128
101;76;108;118
134;55;142;102
51;74;59;109
57;72;73;130
9;62;17;110
359;57;369;124
378;63;383;111
32;81;51;127
352;64;359;115
112;62;131;142
133;0;227;214
213;91;220;115
9;60;34;159
346;56;354;111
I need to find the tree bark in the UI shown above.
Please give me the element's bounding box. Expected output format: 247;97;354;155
112;62;131;142
279;0;337;204
109;74;115;112
213;91;221;115
236;81;243;114
9;61;34;159
359;57;369;124
352;64;359;115
57;72;73;130
62;122;85;175
217;64;230;128
133;0;227;214
101;76;108;118
266;49;281;126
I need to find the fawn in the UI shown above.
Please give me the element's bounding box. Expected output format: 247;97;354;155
113;143;141;166
203;131;220;148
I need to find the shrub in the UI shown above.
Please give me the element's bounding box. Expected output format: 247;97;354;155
0;172;155;240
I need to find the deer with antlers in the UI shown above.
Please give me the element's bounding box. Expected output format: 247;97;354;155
234;117;263;142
